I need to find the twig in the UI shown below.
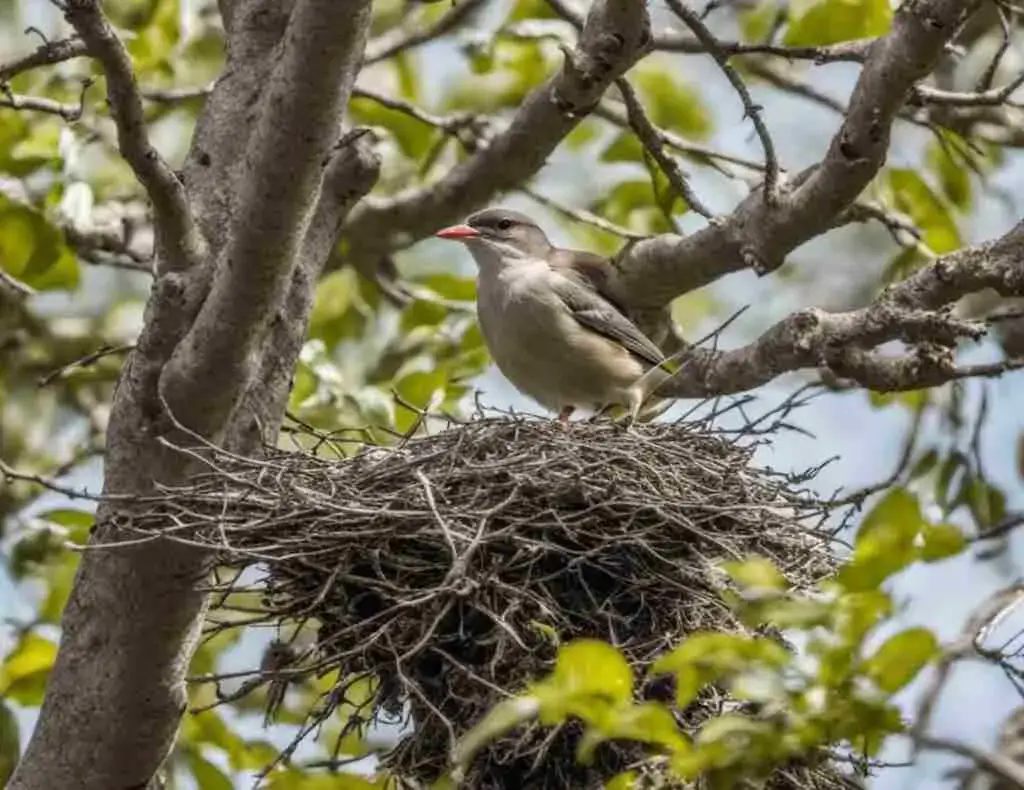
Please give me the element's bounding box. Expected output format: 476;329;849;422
60;0;204;271
0;458;101;501
828;400;925;506
917;735;1024;788
595;99;769;174
38;343;135;387
543;0;871;63
913;584;1024;750
520;188;643;240
0;268;36;298
0;35;88;82
364;0;486;64
0;81;90;121
662;0;780;200
913;71;1024;107
615;77;717;221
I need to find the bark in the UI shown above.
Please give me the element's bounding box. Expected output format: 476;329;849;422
6;1;379;788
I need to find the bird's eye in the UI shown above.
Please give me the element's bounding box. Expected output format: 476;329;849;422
497;219;513;231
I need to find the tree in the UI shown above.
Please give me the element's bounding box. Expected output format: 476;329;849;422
0;0;1022;788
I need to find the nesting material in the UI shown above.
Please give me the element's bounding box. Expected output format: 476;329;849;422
134;414;856;790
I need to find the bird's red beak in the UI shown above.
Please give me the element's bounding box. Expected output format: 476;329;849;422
435;224;480;240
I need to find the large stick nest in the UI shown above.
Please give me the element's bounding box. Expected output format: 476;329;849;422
130;412;858;790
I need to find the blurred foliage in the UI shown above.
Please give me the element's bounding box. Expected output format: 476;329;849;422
1;0;1023;788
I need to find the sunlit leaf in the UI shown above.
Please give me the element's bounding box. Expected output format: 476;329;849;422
632;65;712;141
785;0;891;45
862;627;939;693
740;1;782;42
186;750;233;790
927;137;972;211
883;169;961;254
838;488;922;591
0;633;58;705
919;523;966;562
721;557;788;592
0;195;79;291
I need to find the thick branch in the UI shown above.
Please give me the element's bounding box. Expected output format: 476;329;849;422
160;0;373;437
614;0;984;308
60;0;203;272
657;220;1024;397
338;0;650;267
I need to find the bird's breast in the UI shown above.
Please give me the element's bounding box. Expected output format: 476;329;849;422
475;263;645;410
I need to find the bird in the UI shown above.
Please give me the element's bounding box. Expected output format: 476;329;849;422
434;207;673;425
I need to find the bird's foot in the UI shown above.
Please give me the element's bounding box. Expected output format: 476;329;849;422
557;406;575;425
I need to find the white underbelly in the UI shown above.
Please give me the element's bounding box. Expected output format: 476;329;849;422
476;271;646;411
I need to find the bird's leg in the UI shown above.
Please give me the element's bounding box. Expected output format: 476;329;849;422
558;405;575;424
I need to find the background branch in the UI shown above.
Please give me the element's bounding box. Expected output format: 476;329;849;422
614;0;984;308
338;0;651;271
60;0;203;272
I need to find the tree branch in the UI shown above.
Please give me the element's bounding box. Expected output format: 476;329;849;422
363;0;486;65
614;0;984;308
0;35;87;82
657;220;1024;397
338;0;651;268
616;77;716;220
544;0;871;62
59;0;203;272
159;0;374;437
663;0;780;198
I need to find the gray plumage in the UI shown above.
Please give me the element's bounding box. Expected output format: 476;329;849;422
436;207;670;421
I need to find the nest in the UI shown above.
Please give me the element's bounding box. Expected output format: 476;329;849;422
132;412;858;790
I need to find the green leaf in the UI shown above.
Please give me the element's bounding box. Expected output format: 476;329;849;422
309;268;358;349
652;632;789;707
186;751;234;790
417;273;477;302
349;96;438;160
909;449;939;481
508;0;559;20
964;478;1007;530
592;179;677;234
632;66;712;141
862;627;939;693
883;169;961;254
919;523;967;562
740;1;782;42
832;589;893;649
0;700;19;788
606;702;689;752
784;0;892;46
542;639;634;708
0;633;58;705
605;772;639;790
927;138;972;211
37;507;95;543
451;696;541;774
838;488;922;591
721;557;788;592
395;369;446;410
600;132;644;164
0;195;79;291
935;452;967;510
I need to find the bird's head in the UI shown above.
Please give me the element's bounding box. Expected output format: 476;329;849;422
435;208;552;268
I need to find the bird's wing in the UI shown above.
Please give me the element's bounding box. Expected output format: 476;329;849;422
548;269;665;369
